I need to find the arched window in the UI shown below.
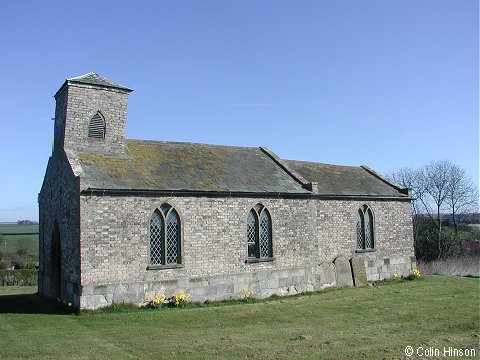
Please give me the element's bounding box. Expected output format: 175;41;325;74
356;205;374;250
247;204;272;259
149;204;181;265
88;112;105;139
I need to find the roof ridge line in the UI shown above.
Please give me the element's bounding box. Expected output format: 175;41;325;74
66;72;133;93
259;147;310;187
125;138;259;150
360;166;411;196
286;159;360;169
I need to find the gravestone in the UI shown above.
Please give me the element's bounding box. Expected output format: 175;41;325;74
333;256;354;287
350;257;367;286
319;261;336;289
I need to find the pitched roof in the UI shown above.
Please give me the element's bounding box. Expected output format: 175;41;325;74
77;140;310;194
284;160;408;197
66;72;133;92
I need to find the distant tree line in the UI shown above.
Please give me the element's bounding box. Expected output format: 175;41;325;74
439;213;480;224
389;160;479;261
16;220;38;225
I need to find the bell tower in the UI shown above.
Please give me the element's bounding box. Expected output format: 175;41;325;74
53;72;133;155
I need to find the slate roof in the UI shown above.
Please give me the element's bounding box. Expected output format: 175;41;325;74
75;140;408;197
284;160;408;197
77;140;310;194
66;72;133;92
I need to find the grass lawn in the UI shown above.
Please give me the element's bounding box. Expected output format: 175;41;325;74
0;286;37;295
0;276;478;359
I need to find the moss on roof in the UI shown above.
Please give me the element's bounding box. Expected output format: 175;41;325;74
76;140;408;197
78;140;310;193
284;160;408;197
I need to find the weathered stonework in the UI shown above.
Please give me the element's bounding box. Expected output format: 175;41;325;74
350;257;368;286
38;151;80;305
54;82;129;155
333;256;354;287
70;195;414;309
39;73;416;310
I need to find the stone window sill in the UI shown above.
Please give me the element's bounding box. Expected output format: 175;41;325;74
355;249;376;254
245;257;275;264
147;264;184;270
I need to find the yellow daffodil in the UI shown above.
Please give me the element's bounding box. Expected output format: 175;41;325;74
242;289;254;299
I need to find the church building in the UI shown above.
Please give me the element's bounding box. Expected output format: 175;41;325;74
39;73;415;309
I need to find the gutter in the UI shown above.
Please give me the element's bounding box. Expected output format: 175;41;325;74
81;188;412;202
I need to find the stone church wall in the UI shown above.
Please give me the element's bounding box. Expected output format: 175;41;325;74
38;151;81;305
316;199;415;281
54;82;129;155
77;194;414;309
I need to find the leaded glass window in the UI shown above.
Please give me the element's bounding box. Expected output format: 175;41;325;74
365;209;373;249
356;205;374;250
149;205;181;266
247;210;257;258
356;211;364;250
88;112;105;139
247;204;272;259
166;210;180;264
150;210;164;265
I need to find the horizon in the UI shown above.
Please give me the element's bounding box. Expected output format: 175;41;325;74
0;1;478;221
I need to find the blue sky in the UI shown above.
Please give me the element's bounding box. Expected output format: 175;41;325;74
0;1;478;221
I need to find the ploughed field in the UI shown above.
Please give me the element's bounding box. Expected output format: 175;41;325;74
0;275;478;359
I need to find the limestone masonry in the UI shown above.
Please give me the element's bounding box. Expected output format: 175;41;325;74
39;72;415;309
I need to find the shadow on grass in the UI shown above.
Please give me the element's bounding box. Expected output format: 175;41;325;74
0;292;74;315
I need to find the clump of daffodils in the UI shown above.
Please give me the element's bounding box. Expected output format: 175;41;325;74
147;291;190;308
171;291;190;307
147;293;167;308
153;293;167;306
393;273;399;278
403;267;422;281
242;289;254;301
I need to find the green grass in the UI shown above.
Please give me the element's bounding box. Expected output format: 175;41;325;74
442;224;480;243
0;286;37;296
0;225;39;234
0;276;478;359
0;224;38;259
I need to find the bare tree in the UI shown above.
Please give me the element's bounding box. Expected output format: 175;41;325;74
444;163;479;245
389;167;421;245
389;160;479;260
420;160;451;258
